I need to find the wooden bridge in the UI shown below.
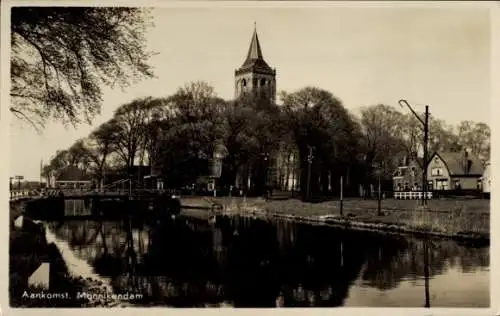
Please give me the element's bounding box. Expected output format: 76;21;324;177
10;188;180;200
10;187;191;221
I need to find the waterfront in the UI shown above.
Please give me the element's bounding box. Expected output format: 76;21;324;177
34;211;489;308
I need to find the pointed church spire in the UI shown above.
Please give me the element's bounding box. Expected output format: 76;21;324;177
243;23;265;65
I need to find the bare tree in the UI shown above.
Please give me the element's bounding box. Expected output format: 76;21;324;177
457;120;490;164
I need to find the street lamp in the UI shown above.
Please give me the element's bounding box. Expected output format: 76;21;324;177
15;175;24;191
306;146;315;201
372;164;382;216
291;152;296;198
9;177;13;197
260;152;270;196
399;99;429;206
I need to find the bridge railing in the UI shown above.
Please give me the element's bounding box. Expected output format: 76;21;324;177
10;189;42;201
393;191;433;200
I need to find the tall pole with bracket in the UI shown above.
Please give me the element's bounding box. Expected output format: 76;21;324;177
399;100;429;206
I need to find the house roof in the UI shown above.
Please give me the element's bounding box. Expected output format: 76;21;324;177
393;157;423;176
56;166;92;181
431;151;484;176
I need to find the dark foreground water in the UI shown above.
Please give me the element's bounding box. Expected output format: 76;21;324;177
42;208;489;308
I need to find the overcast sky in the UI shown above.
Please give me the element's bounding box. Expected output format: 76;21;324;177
8;3;492;181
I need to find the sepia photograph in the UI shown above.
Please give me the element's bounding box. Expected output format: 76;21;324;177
3;0;493;311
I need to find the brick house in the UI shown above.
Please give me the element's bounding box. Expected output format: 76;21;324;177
392;158;424;192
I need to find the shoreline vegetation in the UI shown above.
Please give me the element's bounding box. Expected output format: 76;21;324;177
180;196;490;243
9;201;126;308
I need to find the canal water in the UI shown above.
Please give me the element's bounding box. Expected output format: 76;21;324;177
42;202;489;308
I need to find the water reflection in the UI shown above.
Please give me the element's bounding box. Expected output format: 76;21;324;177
45;213;489;308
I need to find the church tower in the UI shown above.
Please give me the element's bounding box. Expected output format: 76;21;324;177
234;24;276;104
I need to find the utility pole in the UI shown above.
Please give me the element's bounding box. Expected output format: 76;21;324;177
399;100;430;206
306;146;314;201
340;176;343;216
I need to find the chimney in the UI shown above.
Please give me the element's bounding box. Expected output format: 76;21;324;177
464;148;472;174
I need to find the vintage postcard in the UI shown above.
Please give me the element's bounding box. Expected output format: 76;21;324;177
1;1;497;315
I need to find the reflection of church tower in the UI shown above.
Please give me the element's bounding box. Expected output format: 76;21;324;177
235;24;276;104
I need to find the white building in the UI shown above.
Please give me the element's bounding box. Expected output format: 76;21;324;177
481;162;491;193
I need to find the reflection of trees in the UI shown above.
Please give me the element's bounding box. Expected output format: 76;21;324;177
360;236;409;290
275;225;382;307
45;215;490;308
360;235;490;291
275;220;297;253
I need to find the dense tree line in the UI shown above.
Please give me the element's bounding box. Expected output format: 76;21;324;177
42;81;490;199
12;8;488;198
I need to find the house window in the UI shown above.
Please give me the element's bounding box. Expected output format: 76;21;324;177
427;180;434;190
397;169;402;177
431;168;443;176
410;167;416;177
454;180;461;190
242;79;247;87
436;179;448;190
260;78;266;86
404;182;409;191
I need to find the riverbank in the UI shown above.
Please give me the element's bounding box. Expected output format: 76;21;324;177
180;196;490;243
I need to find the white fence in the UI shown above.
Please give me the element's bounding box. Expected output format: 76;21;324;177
393;191;433;200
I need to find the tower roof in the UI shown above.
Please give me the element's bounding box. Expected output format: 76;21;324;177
238;24;273;73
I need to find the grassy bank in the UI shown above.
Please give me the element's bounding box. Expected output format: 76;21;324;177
180;196;490;241
9;202;116;307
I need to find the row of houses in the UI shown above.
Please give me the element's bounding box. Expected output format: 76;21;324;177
46;165;152;190
393;150;490;194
